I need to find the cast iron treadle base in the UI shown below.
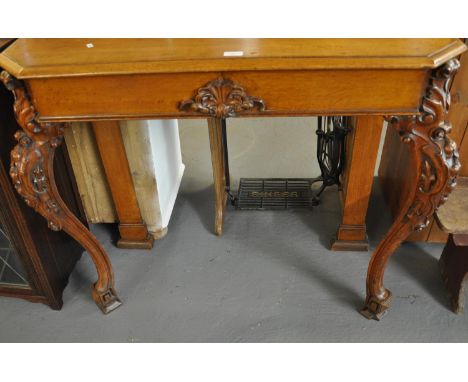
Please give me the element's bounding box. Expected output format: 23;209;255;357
236;178;314;210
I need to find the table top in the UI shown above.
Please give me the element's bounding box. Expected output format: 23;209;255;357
0;39;466;79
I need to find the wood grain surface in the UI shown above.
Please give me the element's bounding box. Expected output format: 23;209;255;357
0;39;465;78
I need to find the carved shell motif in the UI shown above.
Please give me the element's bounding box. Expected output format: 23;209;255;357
179;78;266;118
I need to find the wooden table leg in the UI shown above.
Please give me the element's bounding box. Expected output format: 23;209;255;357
92;121;154;249
1;71;122;314
331;116;384;251
439;234;468;314
207;117;228;236
360;59;461;320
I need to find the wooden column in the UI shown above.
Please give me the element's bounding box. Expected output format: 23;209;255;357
207;117;228;236
331;115;384;251
92;121;154;249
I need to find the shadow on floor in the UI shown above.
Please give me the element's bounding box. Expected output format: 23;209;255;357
392;242;451;311
181;185;361;309
180;187;216;234
181;185;342;250
365;179;451;311
255;235;364;309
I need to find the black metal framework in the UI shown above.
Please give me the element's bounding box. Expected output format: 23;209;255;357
222;116;350;208
237;178;314;210
311;116;350;204
221;118;237;205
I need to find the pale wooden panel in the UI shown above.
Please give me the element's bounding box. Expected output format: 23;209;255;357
63;123;116;223
119;120;164;235
64;121;166;237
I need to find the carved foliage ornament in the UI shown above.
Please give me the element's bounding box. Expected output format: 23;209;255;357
0;71;65;231
386;59;461;231
179;78;266;118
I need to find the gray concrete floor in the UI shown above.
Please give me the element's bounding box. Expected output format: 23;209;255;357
1;181;467;342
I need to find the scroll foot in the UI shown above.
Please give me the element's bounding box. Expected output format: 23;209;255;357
92;286;122;314
360;292;392;321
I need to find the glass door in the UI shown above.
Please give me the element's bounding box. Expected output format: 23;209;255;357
0;219;29;286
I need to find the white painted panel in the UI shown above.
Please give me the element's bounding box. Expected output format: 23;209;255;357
148;119;185;228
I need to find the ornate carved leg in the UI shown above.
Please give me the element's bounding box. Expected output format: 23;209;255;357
360;59;461;320
1;71;122;314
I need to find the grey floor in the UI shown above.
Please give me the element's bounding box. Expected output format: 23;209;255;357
1;182;467;342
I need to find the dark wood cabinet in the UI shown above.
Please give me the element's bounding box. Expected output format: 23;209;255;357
0;67;86;310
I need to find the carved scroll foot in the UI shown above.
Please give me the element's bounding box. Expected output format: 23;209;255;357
92;286;122;314
362;59;461;320
67;212;122;314
360;291;392;321
1;71;122;314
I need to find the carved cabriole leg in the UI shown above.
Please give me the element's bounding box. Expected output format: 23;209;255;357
360;59;461;320
1;71;122;314
207;117;228;235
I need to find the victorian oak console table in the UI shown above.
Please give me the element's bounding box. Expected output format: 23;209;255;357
0;39;465;319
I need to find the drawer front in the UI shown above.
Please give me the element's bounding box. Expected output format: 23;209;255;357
28;69;427;122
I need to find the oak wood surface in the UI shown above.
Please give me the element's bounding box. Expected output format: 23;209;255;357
92;121;154;249
0;39;465;78
207;118;228;235
0;38;465;318
361;60;461;320
0;38;461;122
27;69;427;122
332;116;384;251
